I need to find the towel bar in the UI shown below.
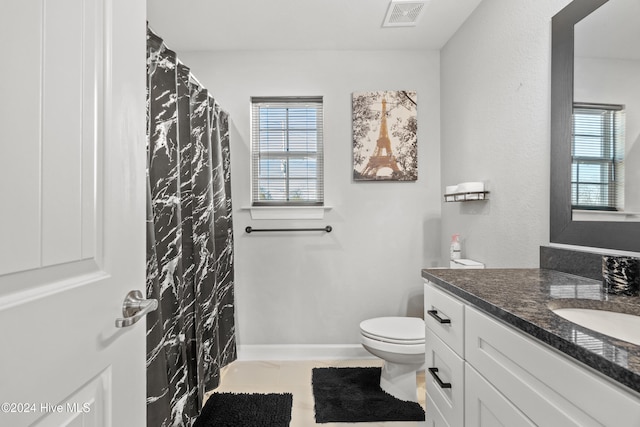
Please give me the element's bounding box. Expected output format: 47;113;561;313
245;226;332;233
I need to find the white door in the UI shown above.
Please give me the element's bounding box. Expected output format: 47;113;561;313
0;0;147;426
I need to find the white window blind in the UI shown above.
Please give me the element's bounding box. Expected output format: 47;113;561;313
572;103;625;210
251;96;324;206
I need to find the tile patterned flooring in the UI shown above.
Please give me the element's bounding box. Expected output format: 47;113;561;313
205;359;426;427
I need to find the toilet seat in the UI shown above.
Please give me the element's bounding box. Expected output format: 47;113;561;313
360;317;425;345
360;334;425;355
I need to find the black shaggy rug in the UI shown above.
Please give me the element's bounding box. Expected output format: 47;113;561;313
312;367;425;423
193;392;293;427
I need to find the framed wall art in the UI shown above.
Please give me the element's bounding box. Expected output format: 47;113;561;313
352;90;417;181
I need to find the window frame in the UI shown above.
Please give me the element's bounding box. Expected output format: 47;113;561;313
571;102;625;211
250;96;324;207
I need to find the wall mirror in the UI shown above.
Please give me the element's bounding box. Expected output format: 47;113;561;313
550;0;640;252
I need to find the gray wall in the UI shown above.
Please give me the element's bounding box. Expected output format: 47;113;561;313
439;0;572;267
180;50;442;346
178;0;585;347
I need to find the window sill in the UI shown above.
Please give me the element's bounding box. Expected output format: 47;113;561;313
242;206;332;220
573;210;640;222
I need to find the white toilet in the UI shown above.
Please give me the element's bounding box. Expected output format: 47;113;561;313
360;316;425;402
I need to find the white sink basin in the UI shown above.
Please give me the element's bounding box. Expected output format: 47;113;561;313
552;308;640;346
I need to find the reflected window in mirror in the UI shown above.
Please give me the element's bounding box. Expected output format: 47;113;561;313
572;103;625;211
573;0;640;218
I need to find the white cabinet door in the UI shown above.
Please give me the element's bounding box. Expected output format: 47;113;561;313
465;306;640;427
0;0;146;426
465;364;535;427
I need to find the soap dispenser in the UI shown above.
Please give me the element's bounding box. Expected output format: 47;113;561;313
450;234;461;260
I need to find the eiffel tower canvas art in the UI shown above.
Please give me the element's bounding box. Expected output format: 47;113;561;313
353;90;417;181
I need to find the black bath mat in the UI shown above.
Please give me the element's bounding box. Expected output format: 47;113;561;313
312;367;425;423
193;392;293;427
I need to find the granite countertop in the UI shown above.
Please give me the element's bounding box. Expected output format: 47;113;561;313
422;268;640;395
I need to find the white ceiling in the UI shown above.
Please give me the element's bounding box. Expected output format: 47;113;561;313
146;0;483;52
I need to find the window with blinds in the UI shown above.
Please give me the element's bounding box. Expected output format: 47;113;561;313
572;103;625;211
251;97;324;206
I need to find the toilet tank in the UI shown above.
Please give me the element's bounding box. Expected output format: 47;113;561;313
449;259;485;269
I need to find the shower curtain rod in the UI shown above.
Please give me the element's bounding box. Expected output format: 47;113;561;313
245;225;332;234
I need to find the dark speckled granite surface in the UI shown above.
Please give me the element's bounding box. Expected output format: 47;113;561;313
422;268;640;395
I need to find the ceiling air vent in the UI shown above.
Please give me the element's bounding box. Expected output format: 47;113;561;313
382;0;427;27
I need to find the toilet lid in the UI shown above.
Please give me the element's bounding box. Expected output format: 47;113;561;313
360;317;425;344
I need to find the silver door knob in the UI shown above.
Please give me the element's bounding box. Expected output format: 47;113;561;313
115;290;158;328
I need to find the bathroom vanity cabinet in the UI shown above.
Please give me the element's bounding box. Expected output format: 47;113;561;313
424;280;640;426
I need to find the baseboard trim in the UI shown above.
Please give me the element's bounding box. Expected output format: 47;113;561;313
237;344;374;361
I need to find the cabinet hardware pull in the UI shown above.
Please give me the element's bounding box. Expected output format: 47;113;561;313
428;367;452;389
427;309;451;324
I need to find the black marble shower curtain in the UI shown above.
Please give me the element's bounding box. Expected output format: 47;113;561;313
145;28;236;427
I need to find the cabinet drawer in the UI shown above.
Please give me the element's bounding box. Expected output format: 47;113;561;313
465;306;640;427
426;394;452;427
425;281;465;356
425;328;464;427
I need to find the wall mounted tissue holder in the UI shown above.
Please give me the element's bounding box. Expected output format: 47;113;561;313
444;191;489;202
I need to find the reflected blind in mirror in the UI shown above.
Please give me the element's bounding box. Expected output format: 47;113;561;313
572;103;625;210
251;97;324;206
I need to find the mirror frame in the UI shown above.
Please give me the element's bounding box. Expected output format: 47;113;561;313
550;0;640;252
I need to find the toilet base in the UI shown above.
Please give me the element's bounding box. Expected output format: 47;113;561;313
379;360;425;402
